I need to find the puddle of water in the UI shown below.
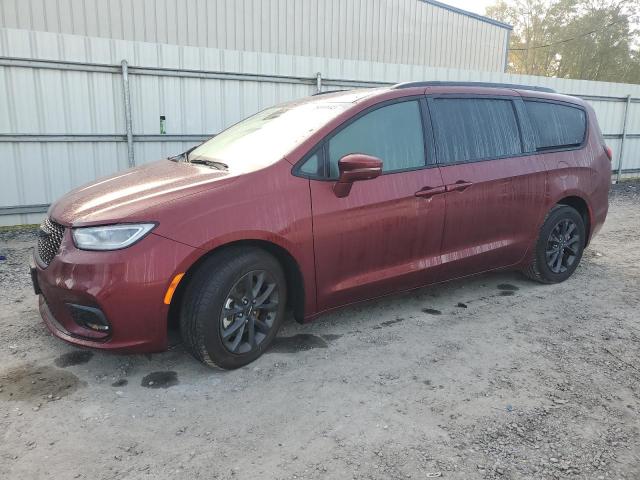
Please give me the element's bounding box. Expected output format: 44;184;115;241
0;365;82;402
141;371;178;389
321;334;343;342
269;334;329;353
54;350;94;368
111;379;128;387
497;284;519;291
456;302;468;308
422;308;442;315
381;317;405;327
374;318;405;330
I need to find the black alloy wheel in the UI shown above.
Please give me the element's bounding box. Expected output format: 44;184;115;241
545;218;581;274
523;204;586;284
180;247;287;369
220;270;279;354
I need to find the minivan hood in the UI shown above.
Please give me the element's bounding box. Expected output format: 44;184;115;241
49;159;233;226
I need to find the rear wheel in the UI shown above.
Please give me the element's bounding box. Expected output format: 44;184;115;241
523;205;585;284
180;247;287;369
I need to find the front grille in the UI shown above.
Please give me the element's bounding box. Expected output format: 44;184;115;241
37;218;65;266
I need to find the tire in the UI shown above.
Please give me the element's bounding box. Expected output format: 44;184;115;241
523;205;586;284
180;247;287;369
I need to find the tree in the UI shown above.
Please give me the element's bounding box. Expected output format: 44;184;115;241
486;0;640;83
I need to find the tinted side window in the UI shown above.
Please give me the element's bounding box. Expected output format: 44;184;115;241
298;151;321;177
430;98;522;164
328;100;425;178
524;100;586;150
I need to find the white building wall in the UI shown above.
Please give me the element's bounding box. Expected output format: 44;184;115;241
1;27;639;226
0;0;511;72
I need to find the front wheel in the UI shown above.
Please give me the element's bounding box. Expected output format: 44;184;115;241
523;205;585;284
180;247;287;369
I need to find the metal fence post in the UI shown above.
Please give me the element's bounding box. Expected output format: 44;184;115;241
316;72;322;93
121;60;135;168
616;94;631;183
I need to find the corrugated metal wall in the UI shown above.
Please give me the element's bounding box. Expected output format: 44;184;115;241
0;0;510;72
1;27;639;226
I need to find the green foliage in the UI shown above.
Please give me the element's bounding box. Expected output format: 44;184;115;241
486;0;640;83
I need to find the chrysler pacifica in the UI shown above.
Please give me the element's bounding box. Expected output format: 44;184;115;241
32;82;610;368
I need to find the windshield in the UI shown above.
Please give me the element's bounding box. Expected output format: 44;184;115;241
188;100;352;169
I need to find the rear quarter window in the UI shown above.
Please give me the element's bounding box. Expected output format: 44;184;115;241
524;100;586;151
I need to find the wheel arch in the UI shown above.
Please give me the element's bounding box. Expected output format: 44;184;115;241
167;239;307;332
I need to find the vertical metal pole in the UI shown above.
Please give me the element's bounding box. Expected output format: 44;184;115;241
316;72;322;93
503;30;511;73
616;94;631;183
121;60;135;168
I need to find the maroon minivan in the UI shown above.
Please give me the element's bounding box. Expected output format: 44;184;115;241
32;82;610;369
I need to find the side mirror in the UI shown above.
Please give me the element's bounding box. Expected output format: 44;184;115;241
333;154;383;198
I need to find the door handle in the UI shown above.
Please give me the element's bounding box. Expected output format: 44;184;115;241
415;185;446;198
446;180;473;192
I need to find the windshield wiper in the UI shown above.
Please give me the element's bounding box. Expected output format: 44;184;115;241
167;145;227;170
168;145;199;163
188;158;229;170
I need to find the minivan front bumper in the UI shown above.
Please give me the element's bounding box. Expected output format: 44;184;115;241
33;229;198;353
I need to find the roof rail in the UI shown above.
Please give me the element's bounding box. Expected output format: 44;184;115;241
393;81;556;93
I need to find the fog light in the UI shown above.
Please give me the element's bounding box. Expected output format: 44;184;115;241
66;303;111;334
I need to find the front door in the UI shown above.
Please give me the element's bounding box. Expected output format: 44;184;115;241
307;99;446;312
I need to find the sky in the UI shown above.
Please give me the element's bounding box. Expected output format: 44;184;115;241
441;0;498;17
443;0;640;43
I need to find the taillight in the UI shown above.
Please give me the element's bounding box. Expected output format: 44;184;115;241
604;145;613;161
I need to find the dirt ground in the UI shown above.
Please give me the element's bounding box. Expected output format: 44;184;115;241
1;182;639;480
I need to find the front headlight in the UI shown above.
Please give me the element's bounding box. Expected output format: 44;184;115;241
72;223;156;251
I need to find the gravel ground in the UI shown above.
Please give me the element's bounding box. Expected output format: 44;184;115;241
1;181;639;480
